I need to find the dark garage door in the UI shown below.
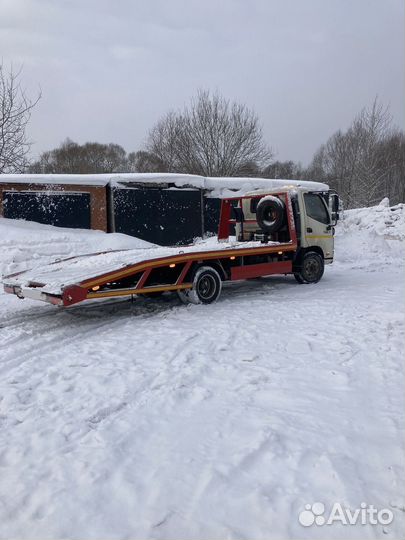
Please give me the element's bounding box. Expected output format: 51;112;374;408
113;188;202;245
3;191;91;229
203;197;222;235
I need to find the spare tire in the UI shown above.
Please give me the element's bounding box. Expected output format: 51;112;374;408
256;195;285;234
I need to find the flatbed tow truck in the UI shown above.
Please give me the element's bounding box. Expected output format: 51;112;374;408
3;186;339;307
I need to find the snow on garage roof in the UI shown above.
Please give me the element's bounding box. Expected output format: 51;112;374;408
0;173;329;194
0;173;111;186
105;173;329;194
108;173;206;188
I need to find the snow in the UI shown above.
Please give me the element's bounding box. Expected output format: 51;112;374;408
0;173;111;186
204;176;329;198
0;203;404;539
335;201;405;269
0;172;329;195
340;198;405;241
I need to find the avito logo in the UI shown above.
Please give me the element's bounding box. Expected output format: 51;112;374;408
298;502;393;527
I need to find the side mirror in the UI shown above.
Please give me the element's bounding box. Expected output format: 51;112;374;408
330;194;340;225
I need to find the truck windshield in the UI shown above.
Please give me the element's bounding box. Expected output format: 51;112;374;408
304;193;330;224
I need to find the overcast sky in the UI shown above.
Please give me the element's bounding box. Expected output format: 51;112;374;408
1;0;404;165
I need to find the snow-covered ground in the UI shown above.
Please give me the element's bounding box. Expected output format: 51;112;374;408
0;202;404;540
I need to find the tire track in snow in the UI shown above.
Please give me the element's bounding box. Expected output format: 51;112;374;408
0;296;180;372
0;266;404;539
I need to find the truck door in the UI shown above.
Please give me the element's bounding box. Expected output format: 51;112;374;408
303;192;334;260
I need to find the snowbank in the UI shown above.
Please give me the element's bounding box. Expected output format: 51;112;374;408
335;199;405;268
340;198;405;240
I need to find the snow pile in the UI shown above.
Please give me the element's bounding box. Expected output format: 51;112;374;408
0;218;153;279
335;199;405;268
341;198;405;240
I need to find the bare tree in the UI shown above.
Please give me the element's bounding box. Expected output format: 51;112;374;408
147;111;184;172
307;98;404;208
381;130;405;205
127;150;165;173
145;90;272;176
0;63;41;173
350;99;393;206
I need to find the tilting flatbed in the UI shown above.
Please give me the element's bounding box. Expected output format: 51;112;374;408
3;237;295;306
3;188;338;307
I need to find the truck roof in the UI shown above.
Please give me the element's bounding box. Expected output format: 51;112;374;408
242;184;329;197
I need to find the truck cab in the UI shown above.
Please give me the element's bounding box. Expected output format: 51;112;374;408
295;188;339;265
235;186;339;279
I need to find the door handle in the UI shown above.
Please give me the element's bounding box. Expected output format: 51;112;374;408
306;227;313;233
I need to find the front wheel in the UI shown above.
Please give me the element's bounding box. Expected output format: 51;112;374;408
177;266;222;305
294;252;324;284
293;272;305;284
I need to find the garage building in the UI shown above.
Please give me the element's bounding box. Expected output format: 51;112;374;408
0;174;108;232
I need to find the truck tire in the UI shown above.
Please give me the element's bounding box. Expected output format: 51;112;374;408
293;273;305;284
294;251;324;284
256;195;285;234
177;266;222;305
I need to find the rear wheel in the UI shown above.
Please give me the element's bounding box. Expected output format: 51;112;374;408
294;252;324;284
177;266;222;305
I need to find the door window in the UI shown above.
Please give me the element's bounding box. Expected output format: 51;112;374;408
304;193;330;224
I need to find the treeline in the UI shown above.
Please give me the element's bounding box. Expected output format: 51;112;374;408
29;94;405;209
1;62;403;209
29;139;130;174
